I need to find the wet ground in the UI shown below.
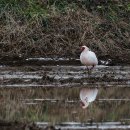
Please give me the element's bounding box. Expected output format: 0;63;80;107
0;121;130;130
0;63;130;130
0;65;130;87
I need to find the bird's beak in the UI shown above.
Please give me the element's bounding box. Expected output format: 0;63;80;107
80;100;85;107
80;47;83;52
80;100;89;109
80;46;85;52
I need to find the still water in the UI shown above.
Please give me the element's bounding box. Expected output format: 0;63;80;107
0;65;130;129
0;86;130;123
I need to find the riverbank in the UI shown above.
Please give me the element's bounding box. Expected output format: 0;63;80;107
0;1;130;64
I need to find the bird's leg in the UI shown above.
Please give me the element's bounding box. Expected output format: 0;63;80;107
90;65;95;70
86;65;95;77
89;65;95;74
86;66;90;77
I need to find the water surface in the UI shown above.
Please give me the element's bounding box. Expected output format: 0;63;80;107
0;65;130;129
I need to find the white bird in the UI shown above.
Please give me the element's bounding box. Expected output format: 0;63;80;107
80;45;98;75
80;88;98;109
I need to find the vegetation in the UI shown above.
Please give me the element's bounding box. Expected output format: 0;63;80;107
0;0;130;63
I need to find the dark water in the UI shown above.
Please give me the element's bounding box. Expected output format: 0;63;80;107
0;65;130;129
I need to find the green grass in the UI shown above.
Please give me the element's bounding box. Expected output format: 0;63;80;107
0;0;129;20
0;0;78;19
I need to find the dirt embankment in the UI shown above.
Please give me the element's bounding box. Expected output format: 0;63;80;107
0;1;130;64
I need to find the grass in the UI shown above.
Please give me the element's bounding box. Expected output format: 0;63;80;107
0;0;130;63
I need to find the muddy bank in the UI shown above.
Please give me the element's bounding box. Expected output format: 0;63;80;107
0;57;81;66
1;1;130;64
0;65;130;88
0;121;48;130
0;56;129;66
0;121;130;130
0;121;37;130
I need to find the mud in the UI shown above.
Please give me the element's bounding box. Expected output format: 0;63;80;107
0;121;57;130
0;65;130;88
0;57;127;66
0;121;130;130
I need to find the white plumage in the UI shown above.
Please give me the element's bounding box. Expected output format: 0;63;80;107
80;88;98;109
80;46;98;75
80;46;98;73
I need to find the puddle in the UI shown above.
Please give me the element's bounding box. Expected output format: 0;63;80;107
0;87;130;123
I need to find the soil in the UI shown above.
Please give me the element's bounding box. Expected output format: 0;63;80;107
0;56;129;66
0;65;129;89
0;121;58;130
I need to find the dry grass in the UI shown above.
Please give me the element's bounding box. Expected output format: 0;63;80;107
0;0;130;63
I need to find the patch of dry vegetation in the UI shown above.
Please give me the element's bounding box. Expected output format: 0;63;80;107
0;0;130;63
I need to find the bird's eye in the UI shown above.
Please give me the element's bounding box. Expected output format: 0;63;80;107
80;47;85;51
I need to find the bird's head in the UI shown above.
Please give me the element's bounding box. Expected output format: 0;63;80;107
80;100;89;109
80;45;89;52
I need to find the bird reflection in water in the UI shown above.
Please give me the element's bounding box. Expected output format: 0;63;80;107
80;88;98;109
